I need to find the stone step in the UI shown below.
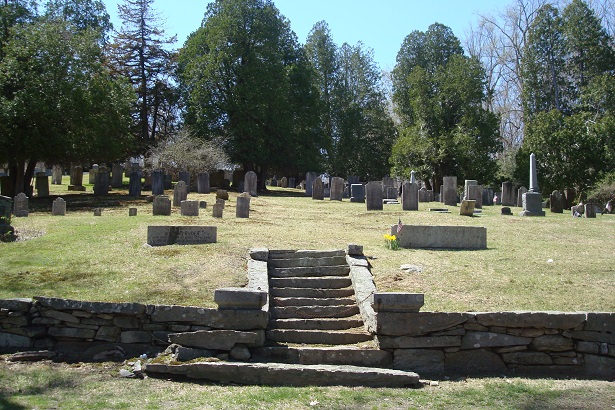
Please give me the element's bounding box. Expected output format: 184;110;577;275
268;317;364;331
251;346;392;368
268;250;346;260
267;256;348;269
268;265;350;278
271;297;356;307
145;361;420;387
266;329;373;345
270;305;360;319
270;287;355;298
269;277;352;289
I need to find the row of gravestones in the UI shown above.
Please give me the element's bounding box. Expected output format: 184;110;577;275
152;192;251;219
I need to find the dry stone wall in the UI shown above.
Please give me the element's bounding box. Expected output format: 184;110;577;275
0;296;267;361
376;310;614;379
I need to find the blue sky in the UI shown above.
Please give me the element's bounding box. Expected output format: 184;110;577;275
104;0;510;70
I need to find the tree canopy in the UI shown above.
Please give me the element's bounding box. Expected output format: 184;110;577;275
391;23;501;189
0;8;133;196
178;0;323;188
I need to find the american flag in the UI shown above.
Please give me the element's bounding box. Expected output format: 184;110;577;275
397;218;403;235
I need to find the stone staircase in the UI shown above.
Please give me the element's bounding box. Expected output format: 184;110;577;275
145;248;420;387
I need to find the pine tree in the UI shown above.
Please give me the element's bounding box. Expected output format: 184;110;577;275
110;0;177;151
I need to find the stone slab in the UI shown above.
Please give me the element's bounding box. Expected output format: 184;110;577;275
392;225;487;250
214;288;267;310
475;312;586;329
169;330;264;350
393;349;444;377
34;297;146;315
371;293;424;313
145;362;420;387
376;312;470;336
151;305;268;329
461;331;532;349
147;226;217;246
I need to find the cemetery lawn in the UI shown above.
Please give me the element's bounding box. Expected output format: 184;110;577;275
1;185;613;312
1;359;614;409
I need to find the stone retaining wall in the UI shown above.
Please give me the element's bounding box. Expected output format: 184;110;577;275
0;296;267;361
376;310;614;379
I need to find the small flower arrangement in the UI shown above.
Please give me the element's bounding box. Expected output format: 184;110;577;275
383;234;399;250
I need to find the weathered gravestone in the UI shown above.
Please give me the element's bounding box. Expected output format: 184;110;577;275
163;174;173;190
550;190;563;213
181;200;199;217
147;226;217;246
517;187;527;207
212;200;224;218
305;172;317;196
467;184;483;209
312;178;324;200
88;164;98;184
153;195;172;216
244;171;258;197
330;177;344;201
197;173;211;194
520;153;545;217
151;170;164;195
459;200;476;216
93;208;102;216
350;184;365;203
93;166;109;196
129;208;137;216
52;165;63;185
442;176;457;206
270;176;277;187
236;193;251;218
216;190;229;201
111;164;124;188
288;178;295;189
365;181;383;211
393;224;487;250
501;181;515;206
178;171;190;192
128;171;142;197
483;188;494;206
173;181;188;207
35;172;49;197
13;193;28;217
584;203;596;218
51;197;66;216
463;180;478;201
281;177;288;188
69;166;85;191
418;187;428;203
382;177;395;199
0;196;15;241
402;182;419;211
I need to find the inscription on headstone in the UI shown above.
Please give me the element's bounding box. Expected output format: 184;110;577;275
147;226;217;246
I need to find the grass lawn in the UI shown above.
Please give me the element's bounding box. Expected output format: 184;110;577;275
1;180;613;311
1;360;614;409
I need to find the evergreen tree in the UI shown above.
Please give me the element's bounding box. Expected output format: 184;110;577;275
391;23;501;189
110;0;177;151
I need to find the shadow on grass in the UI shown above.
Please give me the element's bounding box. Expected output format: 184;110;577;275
28;193;150;213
